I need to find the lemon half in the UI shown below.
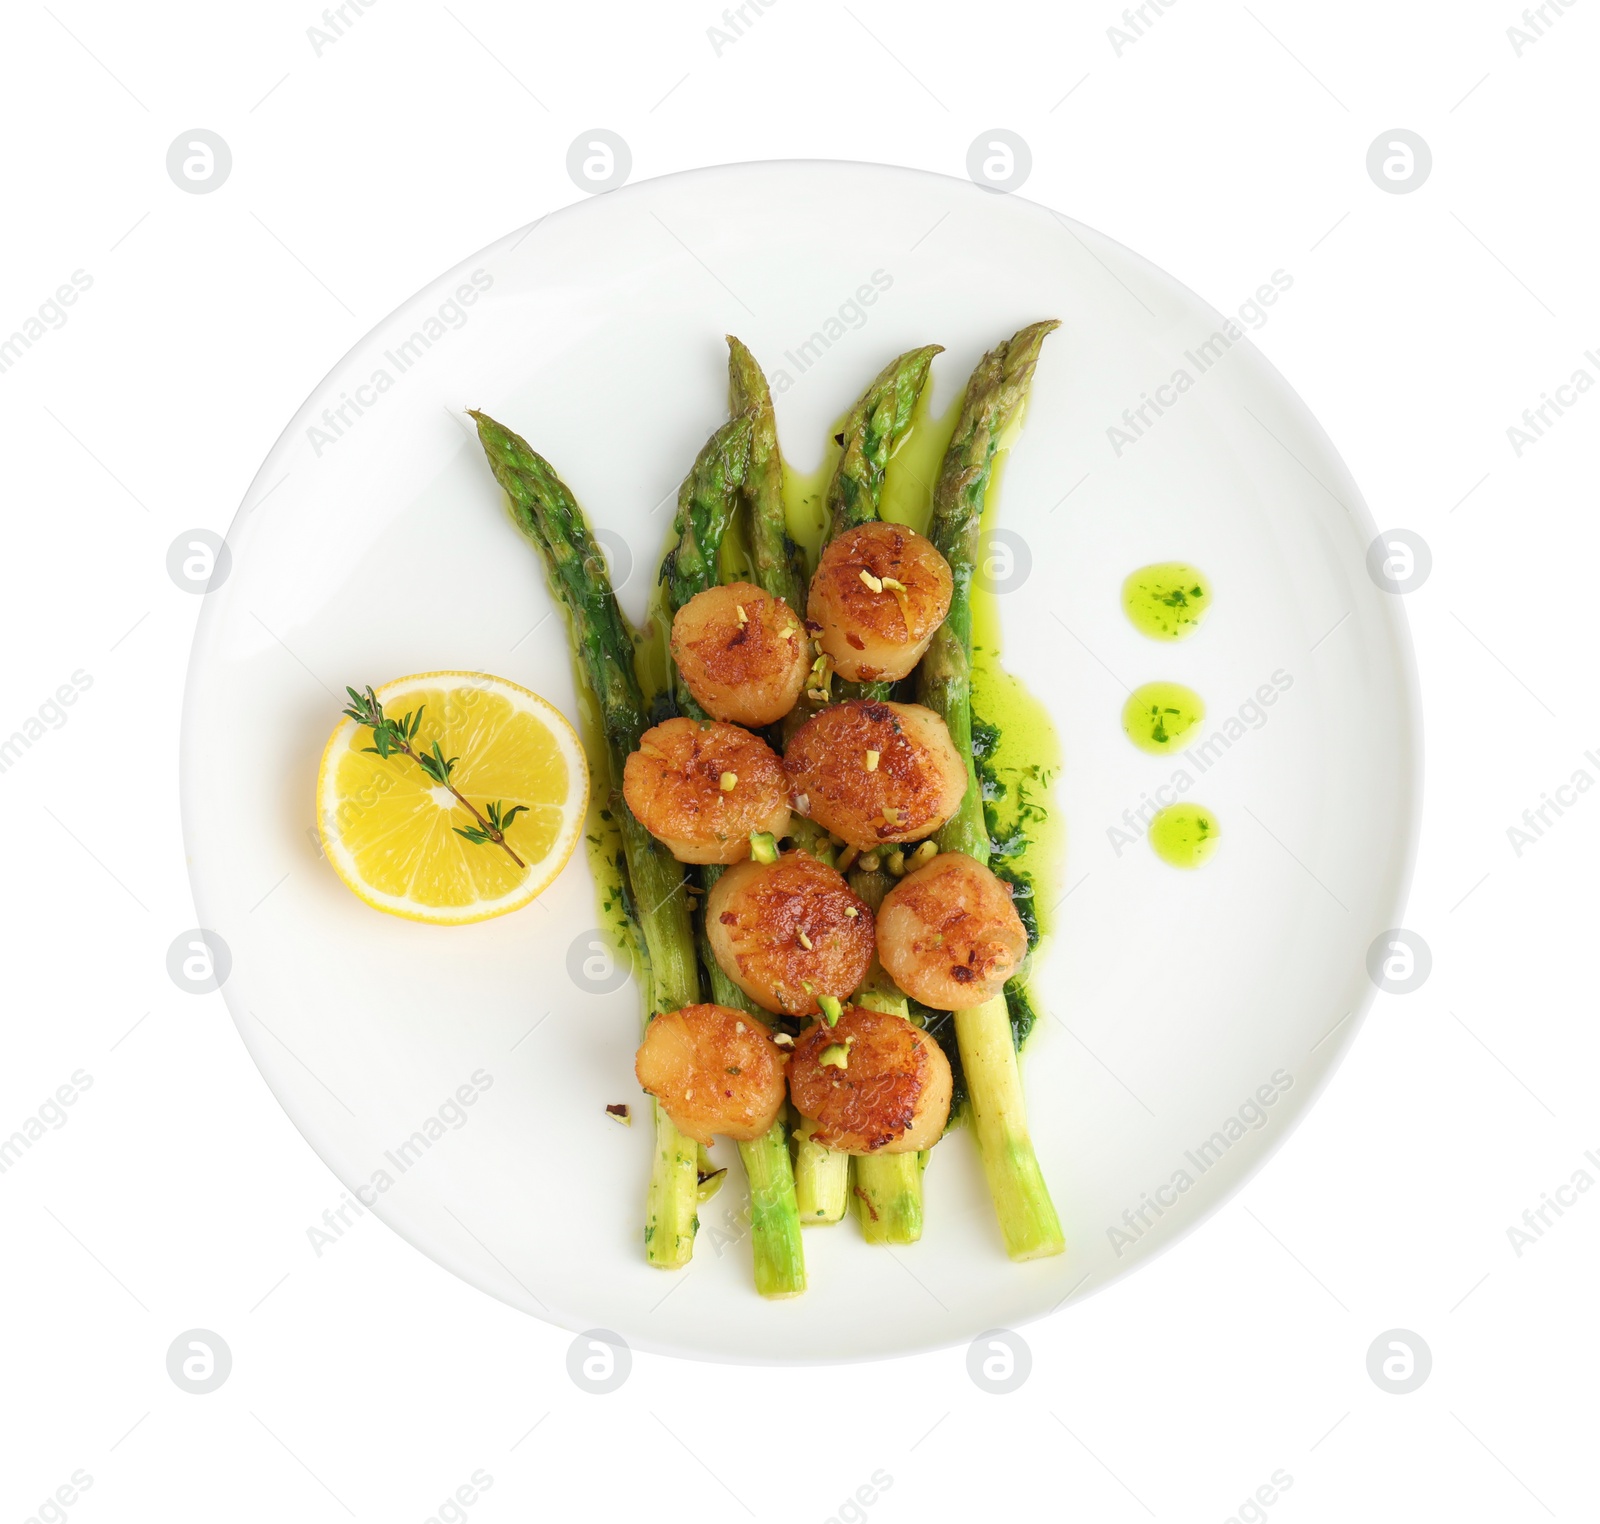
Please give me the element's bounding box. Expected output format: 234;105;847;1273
317;671;589;924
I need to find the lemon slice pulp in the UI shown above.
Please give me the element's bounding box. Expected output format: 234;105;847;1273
316;671;589;924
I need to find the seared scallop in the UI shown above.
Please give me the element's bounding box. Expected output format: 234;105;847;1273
706;850;874;1017
623;716;791;864
808;522;953;683
671;581;810;727
785;699;967;849
876;851;1028;1009
634;1003;789;1145
788;1005;952;1154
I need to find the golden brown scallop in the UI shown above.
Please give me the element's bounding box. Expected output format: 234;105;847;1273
788;1005;952;1154
784;699;967;849
634;1003;789;1145
808;522;954;683
875;851;1029;1010
670;581;811;727
705;849;875;1017
622;717;791;865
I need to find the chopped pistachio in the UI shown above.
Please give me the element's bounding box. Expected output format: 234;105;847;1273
719;771;738;791
735;604;748;624
843;905;860;918
749;830;779;864
858;569;884;594
880;575;907;592
818;994;843;1026
819;1043;849;1070
882;805;900;825
605;1103;631;1126
797;929;814;951
864;749;880;772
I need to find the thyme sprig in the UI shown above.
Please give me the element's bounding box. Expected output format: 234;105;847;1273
341;685;528;869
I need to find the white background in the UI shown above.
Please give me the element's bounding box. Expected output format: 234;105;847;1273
1;1;1595;1520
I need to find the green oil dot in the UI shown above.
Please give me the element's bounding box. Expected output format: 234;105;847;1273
1122;562;1212;640
1122;681;1205;755
1149;802;1219;869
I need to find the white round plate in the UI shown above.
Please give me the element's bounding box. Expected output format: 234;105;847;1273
183;161;1419;1363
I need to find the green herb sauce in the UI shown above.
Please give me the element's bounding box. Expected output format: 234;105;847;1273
1122;561;1212;640
1121;680;1205;755
1148;802;1220;868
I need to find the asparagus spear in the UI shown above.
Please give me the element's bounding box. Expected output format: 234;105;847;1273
662;412;807;1298
469;410;702;1270
825;344;943;545
792;1119;850;1225
914;322;1067;1263
662;416;753;636
852;1150;924;1244
846;864;926;1244
729;338;943;1226
818;345;944;707
695;918;807;1293
724;339;857;1225
728;335;806;614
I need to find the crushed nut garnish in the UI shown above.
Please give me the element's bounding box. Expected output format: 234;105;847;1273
719;771;738;791
797;929;814;951
864;749;880;772
858;569;884;593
